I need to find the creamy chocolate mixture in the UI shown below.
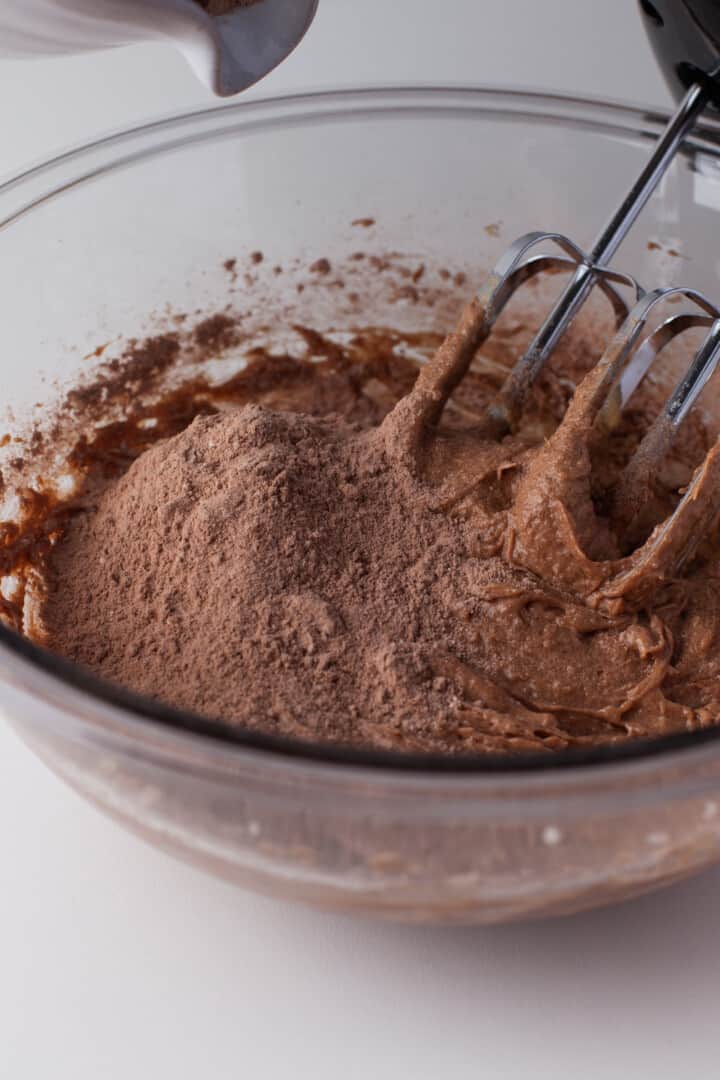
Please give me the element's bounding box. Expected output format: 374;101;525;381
3;278;713;756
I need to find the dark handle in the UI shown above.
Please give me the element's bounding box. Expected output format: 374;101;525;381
639;0;720;107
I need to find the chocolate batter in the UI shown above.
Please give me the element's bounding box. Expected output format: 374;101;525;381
21;286;720;755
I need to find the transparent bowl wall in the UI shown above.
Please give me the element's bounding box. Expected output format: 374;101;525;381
3;88;720;923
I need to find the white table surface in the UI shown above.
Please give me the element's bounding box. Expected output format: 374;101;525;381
3;3;720;1078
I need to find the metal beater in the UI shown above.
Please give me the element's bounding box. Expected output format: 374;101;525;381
480;0;720;472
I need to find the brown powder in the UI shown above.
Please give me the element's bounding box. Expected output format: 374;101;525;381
193;313;240;350
39;399;491;752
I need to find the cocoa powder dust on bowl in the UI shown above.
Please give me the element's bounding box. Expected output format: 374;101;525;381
35;296;720;756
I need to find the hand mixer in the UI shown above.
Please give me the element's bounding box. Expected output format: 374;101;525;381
428;1;720;593
483;2;720;427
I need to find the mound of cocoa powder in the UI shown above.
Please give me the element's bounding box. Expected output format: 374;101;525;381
39;403;483;752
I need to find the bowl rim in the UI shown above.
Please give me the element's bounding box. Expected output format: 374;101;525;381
3;83;720;776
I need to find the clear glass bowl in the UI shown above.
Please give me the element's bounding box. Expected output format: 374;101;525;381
3;87;720;924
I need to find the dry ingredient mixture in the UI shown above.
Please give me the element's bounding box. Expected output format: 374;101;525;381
3;255;720;756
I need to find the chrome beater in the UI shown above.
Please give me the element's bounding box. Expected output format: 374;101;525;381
481;79;720;444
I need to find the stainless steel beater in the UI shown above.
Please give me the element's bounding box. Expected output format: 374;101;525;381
479;0;720;472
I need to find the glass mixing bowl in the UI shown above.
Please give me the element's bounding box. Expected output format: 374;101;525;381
3;87;720;924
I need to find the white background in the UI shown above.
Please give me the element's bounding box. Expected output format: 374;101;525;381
2;2;718;1078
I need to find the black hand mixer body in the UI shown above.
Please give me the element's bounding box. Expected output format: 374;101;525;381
639;1;720;104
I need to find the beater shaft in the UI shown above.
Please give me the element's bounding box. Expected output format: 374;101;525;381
498;81;712;427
